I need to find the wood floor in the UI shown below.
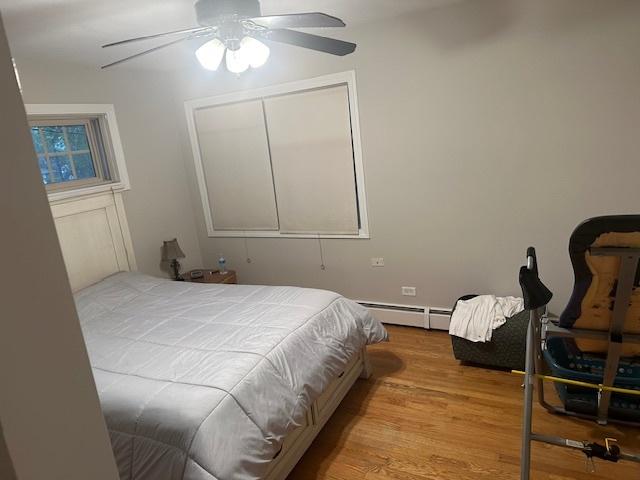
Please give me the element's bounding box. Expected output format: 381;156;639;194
289;325;640;480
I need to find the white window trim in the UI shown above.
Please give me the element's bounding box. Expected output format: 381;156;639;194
25;104;131;202
184;70;370;239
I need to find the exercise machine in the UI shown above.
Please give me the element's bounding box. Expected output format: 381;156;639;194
518;216;640;479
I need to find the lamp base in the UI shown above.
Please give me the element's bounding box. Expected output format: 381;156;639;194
171;259;183;281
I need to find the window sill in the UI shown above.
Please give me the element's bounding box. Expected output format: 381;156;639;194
47;181;130;204
206;230;370;240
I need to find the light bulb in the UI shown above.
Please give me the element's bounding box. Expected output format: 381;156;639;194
195;38;225;71
225;47;249;74
239;36;270;69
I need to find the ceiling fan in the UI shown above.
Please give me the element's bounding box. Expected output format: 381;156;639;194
102;0;357;72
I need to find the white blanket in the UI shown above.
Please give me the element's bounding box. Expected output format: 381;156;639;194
75;272;387;480
448;295;524;342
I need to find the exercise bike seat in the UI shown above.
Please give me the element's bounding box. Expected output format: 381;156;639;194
519;247;553;311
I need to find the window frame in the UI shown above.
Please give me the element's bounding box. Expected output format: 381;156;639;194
184;70;370;240
25;104;131;202
30;118;105;191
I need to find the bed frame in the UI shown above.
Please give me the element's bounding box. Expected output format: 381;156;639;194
265;347;371;480
50;191;372;479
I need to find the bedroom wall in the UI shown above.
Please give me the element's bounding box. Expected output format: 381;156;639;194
0;14;118;479
13;59;203;278
173;0;640;314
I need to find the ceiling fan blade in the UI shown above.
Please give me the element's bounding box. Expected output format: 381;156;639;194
101;36;194;69
263;29;356;56
102;26;211;48
248;12;345;29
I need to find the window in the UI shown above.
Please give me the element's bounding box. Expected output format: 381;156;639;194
26;104;130;201
31;119;106;187
185;71;369;239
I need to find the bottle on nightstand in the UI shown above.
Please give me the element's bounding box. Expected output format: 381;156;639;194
218;254;227;274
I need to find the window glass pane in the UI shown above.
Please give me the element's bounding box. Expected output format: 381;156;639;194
72;153;96;179
67;125;90;151
50;155;75;182
38;155;50;184
263;85;359;234
42;126;67;152
28;116;115;191
31;128;43;154
194;100;279;231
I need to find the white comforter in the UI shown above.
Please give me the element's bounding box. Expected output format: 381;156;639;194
75;272;387;480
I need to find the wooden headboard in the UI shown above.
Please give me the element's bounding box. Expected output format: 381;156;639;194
50;192;137;292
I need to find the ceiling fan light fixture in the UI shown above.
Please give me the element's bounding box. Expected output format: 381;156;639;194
101;3;355;70
225;47;250;74
239;36;270;68
195;38;225;70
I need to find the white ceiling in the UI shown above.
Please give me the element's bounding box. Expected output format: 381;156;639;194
0;0;452;70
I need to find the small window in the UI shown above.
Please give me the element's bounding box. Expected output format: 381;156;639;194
29;117;114;191
25;104;130;202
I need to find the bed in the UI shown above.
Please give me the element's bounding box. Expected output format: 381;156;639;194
51;192;387;480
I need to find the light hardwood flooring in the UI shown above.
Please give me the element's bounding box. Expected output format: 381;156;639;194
289;325;640;479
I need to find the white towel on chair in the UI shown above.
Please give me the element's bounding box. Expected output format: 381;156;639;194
449;295;524;343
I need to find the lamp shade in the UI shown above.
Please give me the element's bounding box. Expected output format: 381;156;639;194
195;38;225;71
225;47;249;74
161;238;185;261
239;36;270;68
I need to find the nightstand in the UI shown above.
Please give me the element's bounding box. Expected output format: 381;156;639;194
182;269;237;284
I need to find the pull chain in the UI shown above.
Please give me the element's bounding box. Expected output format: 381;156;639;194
243;236;252;264
318;236;325;270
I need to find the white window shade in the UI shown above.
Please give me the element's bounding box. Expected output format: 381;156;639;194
264;85;359;235
194;100;279;231
185;71;369;239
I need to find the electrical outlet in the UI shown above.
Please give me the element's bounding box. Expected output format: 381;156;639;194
371;257;385;267
402;286;417;297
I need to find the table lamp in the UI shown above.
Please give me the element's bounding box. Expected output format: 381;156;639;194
162;238;185;280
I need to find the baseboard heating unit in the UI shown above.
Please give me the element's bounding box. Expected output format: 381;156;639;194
356;301;452;331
